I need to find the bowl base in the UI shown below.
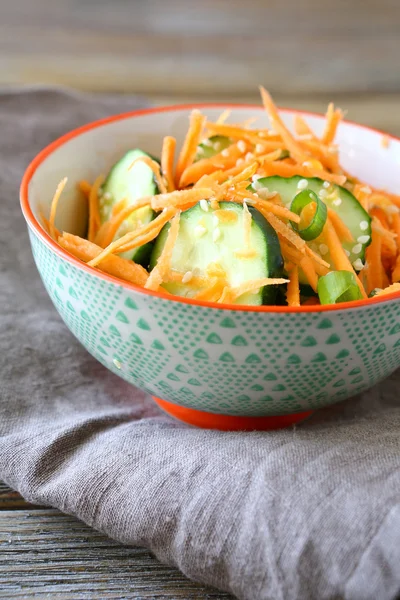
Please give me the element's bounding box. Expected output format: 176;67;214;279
153;397;313;431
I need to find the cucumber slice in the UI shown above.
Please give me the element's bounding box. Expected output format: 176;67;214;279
100;149;158;265
195;136;231;161
250;175;372;271
150;201;283;306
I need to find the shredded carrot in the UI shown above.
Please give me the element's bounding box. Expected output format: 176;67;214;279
51;86;400;308
299;256;318;292
95;197;153;247
175;110;207;186
323;218;367;297
263;212;306;251
193;278;226;302
321;103;343;145
59;233;149;287
151;188;214;211
78;180;92;197
216;109;231;124
370;207;390;230
286;265;300;306
217;286;235;304
233;190;301;223
259;86;310;165
179;143;245;187
392;254;400;282
88;175;104;242
328;208;354;242
129;155;167;194
161;136;176;192
381;135;390;149
145;212;181;290
391;212;400;251
294;115;316;140
261;160;346;186
305;246;330;271
88;207;176;267
48;177;68;240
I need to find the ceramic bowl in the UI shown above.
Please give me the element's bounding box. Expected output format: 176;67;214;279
20;104;400;430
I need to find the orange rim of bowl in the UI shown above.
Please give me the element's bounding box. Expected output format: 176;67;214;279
20;102;400;314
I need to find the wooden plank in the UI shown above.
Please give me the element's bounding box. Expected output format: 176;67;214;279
0;482;45;511
1;0;400;95
0;510;233;598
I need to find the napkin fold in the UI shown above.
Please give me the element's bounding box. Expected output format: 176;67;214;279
1;87;399;600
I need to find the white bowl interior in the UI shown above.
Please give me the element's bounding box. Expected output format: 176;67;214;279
27;105;400;236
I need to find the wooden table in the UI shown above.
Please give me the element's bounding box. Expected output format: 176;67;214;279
1;1;400;597
0;481;232;598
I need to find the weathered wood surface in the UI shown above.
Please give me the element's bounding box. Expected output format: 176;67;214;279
0;489;233;599
2;0;400;134
2;0;400;95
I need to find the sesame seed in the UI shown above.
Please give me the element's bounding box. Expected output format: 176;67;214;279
257;186;269;195
237;140;247;153
297;179;308;190
243;197;255;205
352;258;364;271
103;192;112;201
221;148;230;157
332;198;342;206
196;146;205;156
245;152;254;161
360;186;372;194
199;199;209;212
213;227;222;242
113;358;122;370
182;271;193;284
255;143;265;154
236;158;244;167
252;179;263;191
213;141;222;152
212;214;219;226
202;138;213;147
360;220;369;231
357;235;370;244
319;244;329;256
267;130;277;137
302;161;313;168
252;174;262;182
352;243;362;255
344;249;350;257
323;181;330;188
318;189;328;199
264;191;278;199
194;225;207;237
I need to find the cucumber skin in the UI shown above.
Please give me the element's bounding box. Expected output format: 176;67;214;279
248;206;284;305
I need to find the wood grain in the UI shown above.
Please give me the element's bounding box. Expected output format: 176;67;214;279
1;0;400;97
0;508;233;599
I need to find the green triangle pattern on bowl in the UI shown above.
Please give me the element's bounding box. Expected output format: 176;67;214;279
29;230;400;418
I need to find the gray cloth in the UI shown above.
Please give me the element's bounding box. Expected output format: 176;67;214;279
0;87;400;600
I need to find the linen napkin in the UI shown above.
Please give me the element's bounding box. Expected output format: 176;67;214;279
0;87;400;600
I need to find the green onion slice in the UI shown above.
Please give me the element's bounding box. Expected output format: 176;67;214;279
290;189;327;241
317;271;363;305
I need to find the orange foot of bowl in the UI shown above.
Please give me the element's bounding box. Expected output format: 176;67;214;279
153;397;313;431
